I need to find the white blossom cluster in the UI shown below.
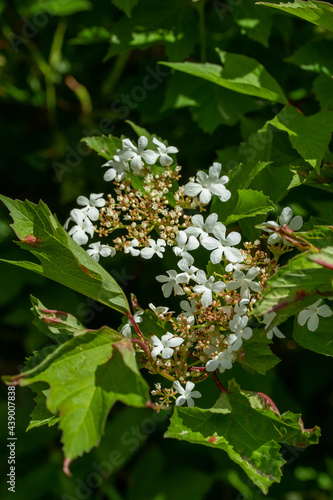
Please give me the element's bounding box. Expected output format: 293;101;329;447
63;134;332;409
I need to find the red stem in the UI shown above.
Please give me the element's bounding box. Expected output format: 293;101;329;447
128;312;145;341
213;371;227;393
130;338;151;356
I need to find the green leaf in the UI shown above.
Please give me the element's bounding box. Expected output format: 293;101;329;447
268;106;333;173
293;315;333;356
111;0;139;18
4;326;149;462
31;296;86;344
105;0;197;60
25;0;92;16
211;189;275;226
226;161;272;193
160;49;287;104
27;384;59;431
218;122;300;203
166;379;320;493
81;134;122;161
237;329;280;375
257;0;333;33
162;73;266;133
297;226;333;250
286;40;333;77
233;0;273;47
313;74;333;109
69;26;111;45
0;196;129;315
308;245;333;265
253;250;333;325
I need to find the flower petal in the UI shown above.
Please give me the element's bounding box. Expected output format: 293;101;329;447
205;359;219;372
173;381;184;394
199;189;212;205
184;182;202;197
210;247;224;264
288;215;303;231
140;247;155;259
201;236;220;251
307;313;319;332
142;150;159;165
138;136;148;150
317;304;333;318
279;207;293;226
167;337;184;347
298;310;313;326
161;347;174;359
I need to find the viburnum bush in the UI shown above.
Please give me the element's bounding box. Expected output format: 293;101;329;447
1;121;332;493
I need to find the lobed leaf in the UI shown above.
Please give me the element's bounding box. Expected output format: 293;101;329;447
233;0;273;47
162;73;266;133
237;329;280;375
166;379;320;493
268;106;333;173
293;316;333;356
0;196;130;315
160;49;287;104
253;246;333;325
105;0;197;61
4;326;150;463
31;295;86;343
257;0;333;33
27;384;59;431
81;134;122;161
211;189;275;226
111;0;139;18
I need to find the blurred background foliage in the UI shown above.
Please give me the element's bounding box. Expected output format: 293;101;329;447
0;0;333;498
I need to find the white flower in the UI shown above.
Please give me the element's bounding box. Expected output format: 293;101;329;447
298;299;333;332
178;299;197;325
124;238;140;256
173;231;199;260
102;158;129;182
177;257;199;282
173;381;201;407
227;314;253;351
205;346;235;373
77;193;105;221
263;312;285;340
152;137;178;166
151;332;184;359
185;213;219;240
234;298;250;317
67;209;95;245
225;262;245;273
156;270;186;297
184;162;231;204
226;267;262;299
87;242;115;262
117;136;159;174
201;223;242;264
141;238;166;259
263;207;303;245
121;310;144;338
193;270;226;307
149;304;172;317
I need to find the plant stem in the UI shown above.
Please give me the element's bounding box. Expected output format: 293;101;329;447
213;371;227;393
128;312;145;342
196;1;206;63
102;51;131;95
130;338;151;356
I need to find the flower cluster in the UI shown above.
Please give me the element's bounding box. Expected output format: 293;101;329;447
64;134;332;409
